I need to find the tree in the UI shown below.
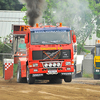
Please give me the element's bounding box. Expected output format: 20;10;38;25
0;0;23;10
21;4;28;25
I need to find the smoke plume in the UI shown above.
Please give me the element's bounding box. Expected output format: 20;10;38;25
19;0;46;26
51;0;95;43
51;0;92;28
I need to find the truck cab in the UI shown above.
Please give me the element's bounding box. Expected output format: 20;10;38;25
91;42;100;79
3;24;77;84
16;23;76;84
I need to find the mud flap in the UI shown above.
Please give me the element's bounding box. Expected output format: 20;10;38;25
3;59;14;80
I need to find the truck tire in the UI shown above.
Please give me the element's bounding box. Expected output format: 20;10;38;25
17;62;27;83
27;66;35;84
64;75;72;82
49;77;62;84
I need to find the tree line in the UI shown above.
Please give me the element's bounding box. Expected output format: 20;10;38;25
0;0;23;10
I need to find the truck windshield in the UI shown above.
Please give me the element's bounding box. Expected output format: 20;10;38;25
31;31;71;45
96;47;100;56
14;37;26;54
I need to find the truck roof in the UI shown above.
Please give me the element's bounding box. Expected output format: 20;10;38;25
13;25;71;35
30;27;71;32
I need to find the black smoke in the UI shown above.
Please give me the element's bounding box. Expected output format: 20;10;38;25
19;0;46;26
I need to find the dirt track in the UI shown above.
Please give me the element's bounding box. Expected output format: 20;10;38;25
0;77;100;100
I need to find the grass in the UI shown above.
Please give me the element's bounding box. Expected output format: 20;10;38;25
0;67;3;77
82;73;93;78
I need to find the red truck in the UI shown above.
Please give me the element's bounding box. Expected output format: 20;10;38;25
3;23;76;84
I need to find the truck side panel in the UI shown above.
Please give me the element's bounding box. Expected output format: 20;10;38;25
76;55;84;74
19;58;27;78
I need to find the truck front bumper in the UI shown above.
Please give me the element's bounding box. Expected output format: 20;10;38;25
29;66;74;75
94;69;100;75
94;67;100;75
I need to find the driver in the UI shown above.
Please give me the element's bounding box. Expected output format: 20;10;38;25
18;39;26;49
34;34;39;41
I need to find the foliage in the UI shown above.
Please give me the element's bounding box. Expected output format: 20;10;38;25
0;67;3;77
82;72;93;78
88;0;100;39
0;0;23;10
22;16;28;25
77;43;90;54
21;3;28;25
0;36;12;61
0;60;3;67
43;0;57;25
21;3;27;11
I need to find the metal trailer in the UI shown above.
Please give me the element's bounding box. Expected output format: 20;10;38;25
73;43;84;78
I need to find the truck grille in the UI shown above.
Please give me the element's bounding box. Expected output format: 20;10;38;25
96;62;100;67
32;50;71;60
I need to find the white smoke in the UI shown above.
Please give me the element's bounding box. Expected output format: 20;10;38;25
18;0;25;4
52;0;92;28
51;0;96;43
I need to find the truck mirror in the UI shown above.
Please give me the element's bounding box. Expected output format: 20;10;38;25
25;35;28;43
73;34;76;43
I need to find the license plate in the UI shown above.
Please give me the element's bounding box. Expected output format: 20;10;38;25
48;70;57;74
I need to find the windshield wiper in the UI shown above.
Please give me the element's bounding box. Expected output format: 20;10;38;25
32;42;44;45
56;41;70;44
49;41;58;44
42;41;58;44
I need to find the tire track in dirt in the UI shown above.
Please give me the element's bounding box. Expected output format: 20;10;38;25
0;77;100;100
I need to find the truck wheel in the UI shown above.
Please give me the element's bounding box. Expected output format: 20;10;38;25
64;75;72;82
27;66;35;84
17;62;27;83
50;78;62;84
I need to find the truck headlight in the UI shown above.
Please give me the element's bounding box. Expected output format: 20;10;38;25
66;62;71;65
96;70;99;72
44;63;48;68
33;63;38;67
57;62;61;67
53;63;56;67
49;63;52;67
